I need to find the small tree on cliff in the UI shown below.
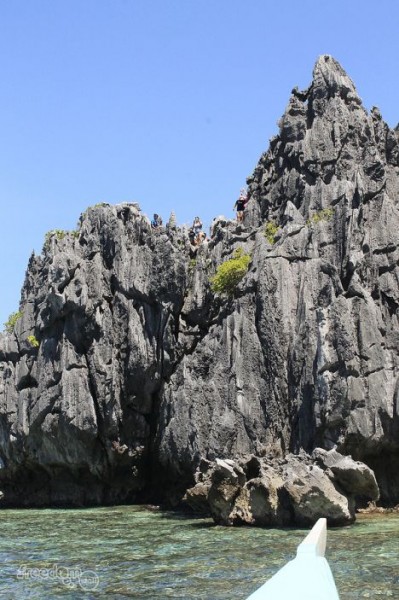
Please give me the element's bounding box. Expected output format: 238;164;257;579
210;248;251;296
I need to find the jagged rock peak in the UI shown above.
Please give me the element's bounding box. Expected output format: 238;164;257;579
311;54;360;103
290;55;361;108
247;54;399;223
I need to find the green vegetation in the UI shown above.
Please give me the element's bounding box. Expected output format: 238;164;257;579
43;227;82;250
210;248;251;296
264;221;279;245
45;229;67;246
4;311;23;333
53;229;66;240
27;335;39;348
307;207;334;226
188;258;197;272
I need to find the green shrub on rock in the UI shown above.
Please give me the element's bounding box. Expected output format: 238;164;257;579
27;335;39;348
306;207;334;226
210;248;251;296
4;311;23;333
44;229;67;248
264;221;279;245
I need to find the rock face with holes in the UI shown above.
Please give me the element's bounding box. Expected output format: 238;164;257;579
0;55;398;513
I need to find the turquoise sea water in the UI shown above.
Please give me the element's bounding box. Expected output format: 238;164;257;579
0;506;398;599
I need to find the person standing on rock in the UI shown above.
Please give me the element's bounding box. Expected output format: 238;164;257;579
233;188;248;223
192;216;203;244
192;216;203;236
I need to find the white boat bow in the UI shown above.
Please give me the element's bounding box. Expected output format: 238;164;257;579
246;518;340;600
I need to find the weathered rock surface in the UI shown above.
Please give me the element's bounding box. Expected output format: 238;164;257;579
186;449;378;526
312;447;379;501
0;55;398;516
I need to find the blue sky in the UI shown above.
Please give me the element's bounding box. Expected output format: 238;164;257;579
1;0;398;327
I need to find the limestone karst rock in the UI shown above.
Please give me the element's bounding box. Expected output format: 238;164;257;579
189;450;379;527
0;55;398;515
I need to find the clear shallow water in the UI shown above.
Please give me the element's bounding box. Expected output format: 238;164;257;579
0;506;398;599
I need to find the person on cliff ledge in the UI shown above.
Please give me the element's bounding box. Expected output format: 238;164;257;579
233;188;248;223
151;213;163;229
188;228;196;245
197;231;207;244
192;216;203;237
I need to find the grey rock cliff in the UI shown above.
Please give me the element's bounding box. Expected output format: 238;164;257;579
0;55;398;513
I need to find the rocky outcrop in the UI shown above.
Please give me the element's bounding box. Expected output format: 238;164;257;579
185;449;379;526
243;55;399;502
0;56;399;516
